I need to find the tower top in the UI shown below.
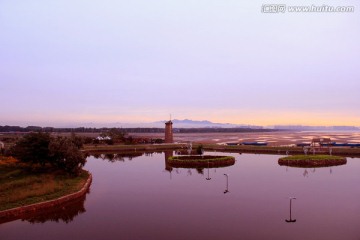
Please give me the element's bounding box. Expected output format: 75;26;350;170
166;114;173;124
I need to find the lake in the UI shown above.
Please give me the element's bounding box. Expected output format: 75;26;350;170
2;151;360;240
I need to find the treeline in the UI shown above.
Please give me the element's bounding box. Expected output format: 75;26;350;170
0;125;280;133
0;126;165;133
0;126;110;133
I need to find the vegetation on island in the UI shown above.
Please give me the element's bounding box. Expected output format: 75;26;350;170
280;155;344;161
0;132;89;211
278;154;347;167
167;155;235;168
0;156;89;211
168;155;234;162
7;132;86;176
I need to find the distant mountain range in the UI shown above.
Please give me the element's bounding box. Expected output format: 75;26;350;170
153;119;264;128
72;119;264;129
74;120;360;131
76;119;263;129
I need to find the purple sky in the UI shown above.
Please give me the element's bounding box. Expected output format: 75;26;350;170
1;0;359;127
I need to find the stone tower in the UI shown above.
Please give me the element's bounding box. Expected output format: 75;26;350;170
165;120;173;143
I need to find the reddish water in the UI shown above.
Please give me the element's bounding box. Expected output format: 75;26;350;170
2;152;360;240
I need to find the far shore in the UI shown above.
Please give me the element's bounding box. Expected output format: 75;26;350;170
83;143;360;157
2;130;360;147
130;131;360;146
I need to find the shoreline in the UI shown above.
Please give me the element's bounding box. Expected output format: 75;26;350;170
0;172;92;224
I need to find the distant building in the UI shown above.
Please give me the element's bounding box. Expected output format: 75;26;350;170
165;121;173;143
311;138;331;150
96;136;112;141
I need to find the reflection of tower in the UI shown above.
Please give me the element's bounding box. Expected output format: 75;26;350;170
165;120;173;143
164;151;173;173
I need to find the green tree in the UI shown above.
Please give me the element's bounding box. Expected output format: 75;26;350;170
101;128;126;143
70;132;84;149
10;132;51;166
49;137;86;176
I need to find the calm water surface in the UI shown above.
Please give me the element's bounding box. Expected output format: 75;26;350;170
2;152;360;240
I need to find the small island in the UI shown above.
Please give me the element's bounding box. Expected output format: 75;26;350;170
278;154;347;167
0;132;91;215
167;155;235;168
0;156;90;213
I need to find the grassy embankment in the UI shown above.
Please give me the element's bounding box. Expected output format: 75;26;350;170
0;156;89;211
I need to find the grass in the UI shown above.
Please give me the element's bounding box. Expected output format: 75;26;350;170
0;156;89;211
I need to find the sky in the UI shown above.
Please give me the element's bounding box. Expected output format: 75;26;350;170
1;0;359;127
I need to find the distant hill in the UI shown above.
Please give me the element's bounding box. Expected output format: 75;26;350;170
154;119;264;129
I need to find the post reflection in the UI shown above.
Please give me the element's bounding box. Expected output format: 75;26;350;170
285;197;296;223
282;164;340;177
224;174;229;194
206;160;211;180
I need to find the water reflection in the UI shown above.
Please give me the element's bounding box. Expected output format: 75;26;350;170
303;169;309;177
283;164;341;177
285;166;339;178
3;152;360;240
164;151;173;173
223;174;229;194
206;161;211;180
164;151;173;179
26;195;87;224
0;192;88;225
92;151;234;179
93;152;143;162
285;197;297;223
92;151;162;162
